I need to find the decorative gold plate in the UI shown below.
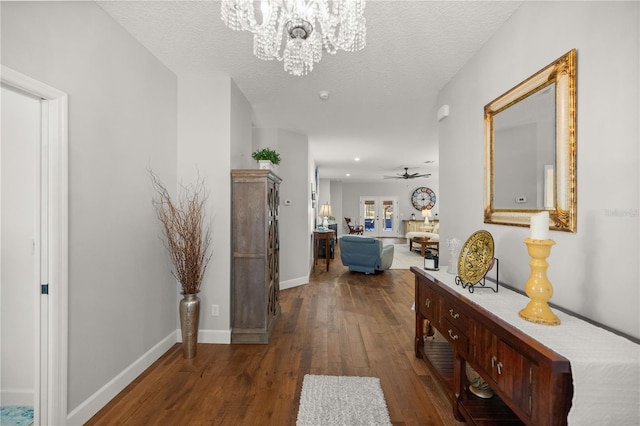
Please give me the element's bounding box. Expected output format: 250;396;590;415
457;230;495;285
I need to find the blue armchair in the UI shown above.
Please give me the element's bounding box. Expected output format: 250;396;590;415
339;235;394;274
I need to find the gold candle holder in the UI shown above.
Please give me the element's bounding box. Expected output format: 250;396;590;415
519;238;560;326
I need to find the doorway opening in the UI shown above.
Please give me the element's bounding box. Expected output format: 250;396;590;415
1;66;68;426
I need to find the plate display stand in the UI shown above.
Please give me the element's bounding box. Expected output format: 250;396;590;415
455;230;498;294
455;258;499;294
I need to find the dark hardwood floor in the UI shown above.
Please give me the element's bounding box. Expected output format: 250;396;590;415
86;238;463;425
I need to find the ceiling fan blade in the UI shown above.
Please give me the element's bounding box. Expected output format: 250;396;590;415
383;168;428;179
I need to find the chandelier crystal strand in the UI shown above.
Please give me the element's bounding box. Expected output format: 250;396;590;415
284;39;306;76
221;0;366;76
253;11;282;60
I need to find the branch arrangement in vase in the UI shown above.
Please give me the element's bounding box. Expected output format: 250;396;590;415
150;172;212;295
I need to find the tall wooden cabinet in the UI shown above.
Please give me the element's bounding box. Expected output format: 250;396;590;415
231;170;281;343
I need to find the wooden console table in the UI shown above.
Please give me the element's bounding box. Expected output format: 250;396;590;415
313;229;335;271
411;267;640;426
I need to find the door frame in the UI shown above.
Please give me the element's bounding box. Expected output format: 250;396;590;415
2;65;69;425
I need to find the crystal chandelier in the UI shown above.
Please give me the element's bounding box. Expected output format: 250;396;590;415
221;0;366;76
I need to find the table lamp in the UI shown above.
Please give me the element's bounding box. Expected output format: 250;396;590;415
422;207;432;224
319;203;332;228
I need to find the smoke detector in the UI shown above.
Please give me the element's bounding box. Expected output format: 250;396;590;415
318;91;330;100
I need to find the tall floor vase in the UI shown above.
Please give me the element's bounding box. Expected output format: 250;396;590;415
179;293;200;358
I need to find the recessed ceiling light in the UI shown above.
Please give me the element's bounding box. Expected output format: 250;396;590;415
346;173;351;177
354;157;360;161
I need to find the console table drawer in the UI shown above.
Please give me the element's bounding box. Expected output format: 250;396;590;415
441;317;469;354
440;299;469;331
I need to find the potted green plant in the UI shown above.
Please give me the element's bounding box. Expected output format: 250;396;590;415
150;172;212;359
251;147;281;170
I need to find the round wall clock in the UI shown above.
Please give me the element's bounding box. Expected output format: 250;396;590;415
411;187;436;211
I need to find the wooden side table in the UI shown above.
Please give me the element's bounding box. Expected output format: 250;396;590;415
313;230;335;271
410;236;439;257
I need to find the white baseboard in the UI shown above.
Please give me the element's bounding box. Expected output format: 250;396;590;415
280;275;309;290
67;327;233;425
0;388;34;406
66;331;178;425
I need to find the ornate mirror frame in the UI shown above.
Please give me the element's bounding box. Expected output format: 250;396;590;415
484;49;577;232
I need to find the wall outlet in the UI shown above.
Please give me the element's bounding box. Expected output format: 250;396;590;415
211;304;219;317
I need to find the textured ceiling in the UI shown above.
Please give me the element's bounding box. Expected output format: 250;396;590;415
98;1;522;182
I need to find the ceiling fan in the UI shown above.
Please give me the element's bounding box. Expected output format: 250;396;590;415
383;167;431;180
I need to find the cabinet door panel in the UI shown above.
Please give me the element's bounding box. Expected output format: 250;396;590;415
474;324;496;377
233;257;267;328
495;339;532;417
475;325;533;418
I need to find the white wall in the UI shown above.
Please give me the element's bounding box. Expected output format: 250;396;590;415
438;1;639;338
330;181;344;236
253;128;311;288
1;1;178;417
308;154;317;269
278;130;312;288
177;73;233;340
318;179;331;206
252;128;279;156
230;80;254;170
317;178;331;225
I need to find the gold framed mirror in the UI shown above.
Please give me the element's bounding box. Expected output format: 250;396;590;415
484;49;576;232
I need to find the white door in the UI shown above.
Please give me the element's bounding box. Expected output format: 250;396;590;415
359;196;399;237
1;67;69;426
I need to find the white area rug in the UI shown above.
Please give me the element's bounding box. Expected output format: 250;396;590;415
296;374;392;426
389;244;423;269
